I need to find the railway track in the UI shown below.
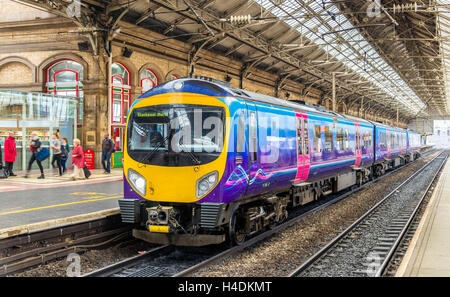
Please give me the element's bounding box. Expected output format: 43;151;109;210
0;214;131;276
289;150;448;277
83;149;436;277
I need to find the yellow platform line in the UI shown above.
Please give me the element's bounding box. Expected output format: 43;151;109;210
0;195;123;216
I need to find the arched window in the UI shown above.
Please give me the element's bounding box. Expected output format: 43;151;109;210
140;69;159;93
111;62;131;124
46;60;83;97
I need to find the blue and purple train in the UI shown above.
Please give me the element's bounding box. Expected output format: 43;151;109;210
119;77;424;246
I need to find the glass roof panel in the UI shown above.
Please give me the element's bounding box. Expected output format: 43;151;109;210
254;0;426;114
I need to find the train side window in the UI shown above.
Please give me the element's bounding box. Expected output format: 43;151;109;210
249;111;257;161
336;128;346;151
380;131;386;149
362;132;367;150
324;125;333;153
379;131;383;149
356;129;361;151
236;111;245;153
344;129;349;151
365;132;369;149
313;125;322;153
336;127;344;151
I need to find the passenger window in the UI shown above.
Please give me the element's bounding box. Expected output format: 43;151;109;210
249;112;257;161
236;111;245;153
314;125;322;153
363;132;367;150
336;127;344;151
324;125;333;153
380;131;386;149
344;129;349;151
356;130;361;151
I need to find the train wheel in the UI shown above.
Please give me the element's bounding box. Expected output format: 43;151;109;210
229;209;246;246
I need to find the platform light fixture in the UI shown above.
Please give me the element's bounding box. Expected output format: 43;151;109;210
123;47;133;58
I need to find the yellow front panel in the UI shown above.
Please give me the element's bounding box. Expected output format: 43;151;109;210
149;225;169;233
124;93;230;203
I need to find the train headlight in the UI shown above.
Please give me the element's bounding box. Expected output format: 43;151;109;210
196;171;218;198
128;169;146;196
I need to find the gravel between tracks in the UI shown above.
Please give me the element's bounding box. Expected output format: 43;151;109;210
11;240;156;277
193;152;440;277
300;151;447;276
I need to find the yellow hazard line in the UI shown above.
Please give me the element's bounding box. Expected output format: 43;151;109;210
0;195;123;216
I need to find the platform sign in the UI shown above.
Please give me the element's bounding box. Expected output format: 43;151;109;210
84;149;95;170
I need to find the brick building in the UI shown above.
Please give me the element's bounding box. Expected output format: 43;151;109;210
0;0;333;168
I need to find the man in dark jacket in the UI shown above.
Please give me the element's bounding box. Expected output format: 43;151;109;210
0;140;5;179
102;133;114;174
0;140;3;172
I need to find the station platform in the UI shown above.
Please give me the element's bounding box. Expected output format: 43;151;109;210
0;168;124;239
396;157;450;277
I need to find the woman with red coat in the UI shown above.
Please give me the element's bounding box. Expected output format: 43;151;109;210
71;138;85;180
4;131;17;177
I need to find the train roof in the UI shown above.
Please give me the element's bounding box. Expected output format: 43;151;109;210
139;76;408;129
179;77;376;124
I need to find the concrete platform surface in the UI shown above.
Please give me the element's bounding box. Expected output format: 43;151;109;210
0;169;124;231
0;168;122;192
397;157;450;277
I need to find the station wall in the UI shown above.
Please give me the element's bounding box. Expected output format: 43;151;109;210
0;0;406;168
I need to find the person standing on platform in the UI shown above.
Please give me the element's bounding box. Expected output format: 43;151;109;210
61;137;70;173
0;138;3;176
50;133;63;176
4;131;17;177
101;133;114;174
71;138;85;180
25;131;44;179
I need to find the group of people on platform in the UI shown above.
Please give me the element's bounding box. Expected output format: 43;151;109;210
0;132;115;180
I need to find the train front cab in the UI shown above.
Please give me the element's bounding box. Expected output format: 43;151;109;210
120;91;232;246
407;131;422;161
373;125;415;177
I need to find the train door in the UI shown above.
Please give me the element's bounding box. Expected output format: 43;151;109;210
386;127;391;159
245;103;260;195
295;112;310;182
301;113;311;181
354;122;362;167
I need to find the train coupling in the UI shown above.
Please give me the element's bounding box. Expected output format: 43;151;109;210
146;206;178;233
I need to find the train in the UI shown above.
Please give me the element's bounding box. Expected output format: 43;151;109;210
118;76;425;246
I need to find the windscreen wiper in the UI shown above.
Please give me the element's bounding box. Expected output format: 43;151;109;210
179;144;201;165
136;133;171;164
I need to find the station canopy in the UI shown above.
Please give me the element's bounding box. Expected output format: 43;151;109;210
17;0;450;122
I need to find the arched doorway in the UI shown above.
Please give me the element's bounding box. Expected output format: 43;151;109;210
111;62;131;157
